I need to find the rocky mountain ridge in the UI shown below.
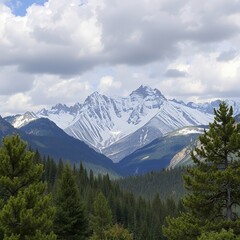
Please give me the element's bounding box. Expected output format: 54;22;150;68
5;86;240;162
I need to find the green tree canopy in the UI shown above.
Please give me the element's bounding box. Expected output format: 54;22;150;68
104;224;133;240
0;135;56;240
163;102;240;239
54;163;89;240
90;191;113;239
198;229;240;240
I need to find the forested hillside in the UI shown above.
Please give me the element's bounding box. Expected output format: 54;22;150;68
41;155;184;239
118;168;186;201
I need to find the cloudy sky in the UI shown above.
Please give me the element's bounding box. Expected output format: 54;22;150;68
0;0;240;116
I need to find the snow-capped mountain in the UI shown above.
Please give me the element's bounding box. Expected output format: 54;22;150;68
101;100;212;161
65;86;168;152
63;85;213;161
37;103;82;129
5;85;240;162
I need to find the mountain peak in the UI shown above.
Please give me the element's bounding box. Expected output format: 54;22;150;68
130;85;166;99
49;103;82;115
51;103;68;112
84;91;106;105
89;91;102;98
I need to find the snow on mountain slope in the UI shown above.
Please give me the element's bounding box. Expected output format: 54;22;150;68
7;85;240;163
64;86;166;151
102;101;212;162
37;103;82;129
4;112;38;128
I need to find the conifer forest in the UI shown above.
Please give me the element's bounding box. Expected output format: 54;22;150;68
1;102;240;239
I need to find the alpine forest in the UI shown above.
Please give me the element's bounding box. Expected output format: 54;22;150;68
1;101;240;240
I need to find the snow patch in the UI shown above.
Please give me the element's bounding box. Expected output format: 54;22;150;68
174;128;204;136
141;156;150;161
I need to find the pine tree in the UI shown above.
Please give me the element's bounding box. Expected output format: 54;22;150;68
163;102;240;239
54;163;89;240
56;159;64;179
0;135;56;239
90;192;113;239
104;224;133;240
198;229;240;240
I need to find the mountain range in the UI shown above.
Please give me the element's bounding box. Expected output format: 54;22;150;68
3;85;240;175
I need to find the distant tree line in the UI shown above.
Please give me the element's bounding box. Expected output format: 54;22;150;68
117;167;186;201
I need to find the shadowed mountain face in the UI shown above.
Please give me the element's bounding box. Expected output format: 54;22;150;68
235;114;240;123
0;117;119;177
117;126;205;176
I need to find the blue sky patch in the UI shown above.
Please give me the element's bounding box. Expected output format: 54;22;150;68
5;0;47;16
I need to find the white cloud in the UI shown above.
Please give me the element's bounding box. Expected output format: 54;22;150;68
156;53;240;101
98;76;122;94
2;93;33;115
0;0;240;115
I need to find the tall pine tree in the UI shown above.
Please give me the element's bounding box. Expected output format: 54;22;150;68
54;163;89;240
90;192;113;239
0;135;56;239
163;102;240;239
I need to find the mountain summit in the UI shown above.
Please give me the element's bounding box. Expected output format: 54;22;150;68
130;85;166;100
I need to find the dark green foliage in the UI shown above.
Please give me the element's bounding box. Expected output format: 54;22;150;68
42;157;182;239
0;135;56;239
104;224;133;240
75;164;183;239
118;167;186;201
90;192;113;239
198;229;240;240
163;102;240;239
54;163;89;240
4;141;185;239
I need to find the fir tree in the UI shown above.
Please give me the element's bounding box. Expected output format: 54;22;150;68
0;135;56;239
163;102;240;239
90;192;113;239
54;163;89;240
104;224;133;240
198;229;240;240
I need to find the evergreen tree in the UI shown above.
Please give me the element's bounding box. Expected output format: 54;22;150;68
54;163;89;240
104;224;133;240
0;135;56;239
163;102;240;239
197;229;240;240
56;159;64;179
90;192;113;239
